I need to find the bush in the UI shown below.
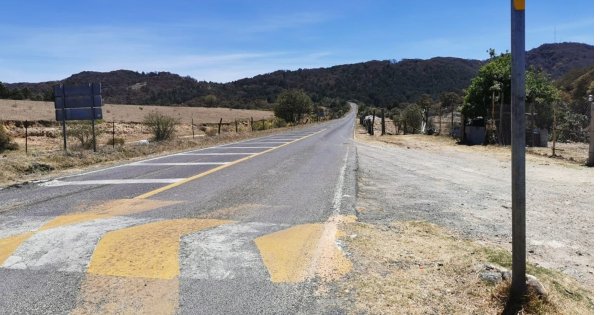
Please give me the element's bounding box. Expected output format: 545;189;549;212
272;118;287;128
67;121;103;149
143;112;178;141
0;123;19;152
204;127;217;136
106;137;125;146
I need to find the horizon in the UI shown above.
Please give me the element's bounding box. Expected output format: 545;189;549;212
0;1;593;84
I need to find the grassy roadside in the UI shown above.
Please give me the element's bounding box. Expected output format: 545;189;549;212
333;220;592;314
0;125;312;188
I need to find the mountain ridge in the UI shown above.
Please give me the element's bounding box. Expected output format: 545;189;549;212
2;42;593;108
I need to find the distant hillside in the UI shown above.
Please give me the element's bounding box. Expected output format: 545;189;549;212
526;42;593;79
2;42;593;109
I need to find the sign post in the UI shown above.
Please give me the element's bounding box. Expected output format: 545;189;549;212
54;83;103;151
510;0;527;303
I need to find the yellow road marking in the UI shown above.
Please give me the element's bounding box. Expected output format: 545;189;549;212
88;219;230;279
39;199;180;231
72;275;178;315
0;232;34;265
255;215;354;283
134;129;325;199
255;223;325;283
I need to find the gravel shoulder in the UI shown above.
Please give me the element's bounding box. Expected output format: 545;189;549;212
353;127;594;290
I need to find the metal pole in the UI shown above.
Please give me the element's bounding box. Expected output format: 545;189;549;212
61;85;67;151
588;95;594;166
510;0;527;302
90;84;96;152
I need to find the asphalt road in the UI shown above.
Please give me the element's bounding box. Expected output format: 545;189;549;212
0;108;358;314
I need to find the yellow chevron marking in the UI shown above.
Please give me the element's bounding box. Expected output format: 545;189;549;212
0;232;34;265
39;199;180;231
255;223;324;282
88;219;230;279
255;217;353;283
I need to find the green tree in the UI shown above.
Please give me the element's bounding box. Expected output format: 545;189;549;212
462;52;511;120
274;89;313;123
462;51;559;144
525;69;560;129
402;103;423;134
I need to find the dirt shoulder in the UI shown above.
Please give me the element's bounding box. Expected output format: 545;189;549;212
322;123;593;313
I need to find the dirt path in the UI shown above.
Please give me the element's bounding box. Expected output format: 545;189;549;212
354;129;594;289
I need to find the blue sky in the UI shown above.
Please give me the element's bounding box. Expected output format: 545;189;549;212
0;0;593;83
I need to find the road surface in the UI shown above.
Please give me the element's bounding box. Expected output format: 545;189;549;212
0;109;357;314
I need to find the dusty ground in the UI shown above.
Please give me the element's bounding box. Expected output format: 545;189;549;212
352;123;593;290
320;122;594;313
0;99;273;123
333;220;592;314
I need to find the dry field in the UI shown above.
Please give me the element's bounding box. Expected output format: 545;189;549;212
0;99;273;123
0;100;284;187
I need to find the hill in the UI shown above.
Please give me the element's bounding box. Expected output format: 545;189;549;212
526;42;594;79
1;42;593;109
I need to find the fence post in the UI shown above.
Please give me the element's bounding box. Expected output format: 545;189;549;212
381;107;386;136
218;118;223;135
251;117;254;131
25;120;28;155
235;119;238;133
262;119;265;130
112;121;115;149
192;118;195;139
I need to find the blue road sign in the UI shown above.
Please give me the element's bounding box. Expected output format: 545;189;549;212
55;107;103;121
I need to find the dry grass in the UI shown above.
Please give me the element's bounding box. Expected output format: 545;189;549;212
0;99;273;123
334;220;592;314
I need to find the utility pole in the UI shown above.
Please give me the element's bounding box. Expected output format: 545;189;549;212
510;0;527;304
587;95;594;166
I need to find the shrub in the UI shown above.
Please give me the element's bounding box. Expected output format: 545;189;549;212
106;137;125;146
143;112;178;141
272;118;287;128
204;127;217;136
67;121;103;149
0;123;19;152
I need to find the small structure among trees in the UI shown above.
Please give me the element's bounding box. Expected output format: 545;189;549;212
461;50;561;146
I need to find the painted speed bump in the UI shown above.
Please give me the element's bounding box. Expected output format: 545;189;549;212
88;219;230;279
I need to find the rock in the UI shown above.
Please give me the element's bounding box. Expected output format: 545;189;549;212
136;139;150;145
526;274;548;298
480;271;503;284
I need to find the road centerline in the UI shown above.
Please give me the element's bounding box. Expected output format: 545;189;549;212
134;129;325;200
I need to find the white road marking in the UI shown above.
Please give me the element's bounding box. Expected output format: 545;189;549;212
41;179;185;187
332;148;350;213
132;162;230;166
180;222;284;280
175;153;255;156
218;146;276;149
2;216;152;272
